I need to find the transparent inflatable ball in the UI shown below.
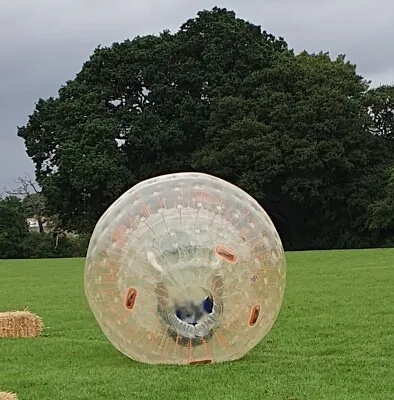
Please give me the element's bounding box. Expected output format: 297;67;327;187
84;172;286;365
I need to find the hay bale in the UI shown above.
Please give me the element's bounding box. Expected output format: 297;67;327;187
0;392;18;400
0;310;43;338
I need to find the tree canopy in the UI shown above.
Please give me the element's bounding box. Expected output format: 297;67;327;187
18;7;394;250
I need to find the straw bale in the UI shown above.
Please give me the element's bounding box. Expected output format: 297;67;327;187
0;392;18;400
0;310;43;338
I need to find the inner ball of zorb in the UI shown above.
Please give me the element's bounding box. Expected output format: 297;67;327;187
84;172;286;365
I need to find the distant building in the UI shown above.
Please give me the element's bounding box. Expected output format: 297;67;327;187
26;217;49;233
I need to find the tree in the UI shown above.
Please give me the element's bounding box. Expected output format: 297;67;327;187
16;7;393;250
362;86;394;244
193;51;390;249
367;167;394;231
17;7;288;234
7;175;46;233
0;196;29;259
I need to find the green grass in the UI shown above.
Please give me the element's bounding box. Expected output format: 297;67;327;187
0;249;393;400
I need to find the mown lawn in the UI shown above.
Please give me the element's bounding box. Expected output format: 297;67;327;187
0;249;393;400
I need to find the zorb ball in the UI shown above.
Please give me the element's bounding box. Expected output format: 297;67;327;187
84;172;286;365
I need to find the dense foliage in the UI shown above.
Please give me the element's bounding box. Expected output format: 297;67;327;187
0;197;29;258
0;196;89;259
17;7;394;251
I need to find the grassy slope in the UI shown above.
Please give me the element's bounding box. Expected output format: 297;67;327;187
0;249;393;400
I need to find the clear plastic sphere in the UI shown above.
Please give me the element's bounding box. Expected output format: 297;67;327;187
84;172;286;365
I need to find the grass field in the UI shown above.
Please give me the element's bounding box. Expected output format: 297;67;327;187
0;249;393;400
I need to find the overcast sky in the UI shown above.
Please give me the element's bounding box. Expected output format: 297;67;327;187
1;0;393;192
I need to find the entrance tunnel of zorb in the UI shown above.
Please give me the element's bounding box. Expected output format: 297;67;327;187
84;172;286;365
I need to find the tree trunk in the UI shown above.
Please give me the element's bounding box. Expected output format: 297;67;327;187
37;217;44;233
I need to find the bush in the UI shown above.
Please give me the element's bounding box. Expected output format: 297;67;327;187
55;234;91;258
0;197;30;259
8;232;92;259
20;232;56;258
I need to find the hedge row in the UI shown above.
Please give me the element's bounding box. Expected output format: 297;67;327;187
0;232;91;259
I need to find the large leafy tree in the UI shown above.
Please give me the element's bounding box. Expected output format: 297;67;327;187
18;7;391;249
18;7;288;233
